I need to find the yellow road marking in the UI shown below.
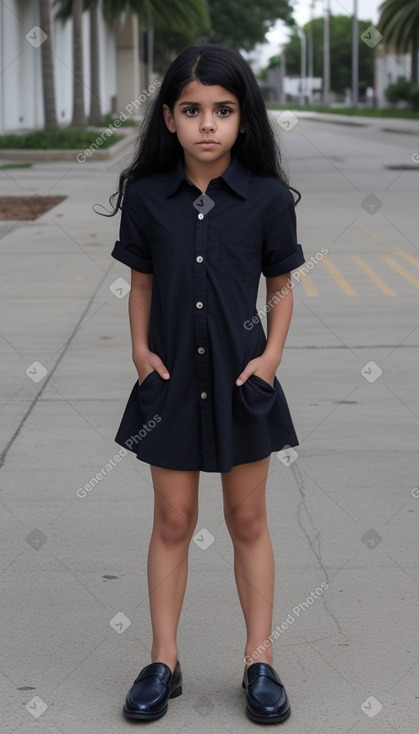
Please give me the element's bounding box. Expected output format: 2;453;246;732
298;269;320;296
350;254;396;296
357;224;418;263
394;251;419;270
381;254;419;289
356;224;397;251
321;255;357;295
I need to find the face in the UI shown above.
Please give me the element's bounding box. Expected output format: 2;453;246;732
163;81;245;169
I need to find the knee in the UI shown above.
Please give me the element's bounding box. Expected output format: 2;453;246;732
155;508;197;546
225;509;266;544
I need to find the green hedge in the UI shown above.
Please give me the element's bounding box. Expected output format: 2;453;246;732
0;128;125;149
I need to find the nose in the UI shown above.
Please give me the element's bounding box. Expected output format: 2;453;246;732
200;111;216;133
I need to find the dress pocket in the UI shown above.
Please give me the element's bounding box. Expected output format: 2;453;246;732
138;369;159;391
250;374;276;392
217;229;260;282
237;374;278;416
137;370;166;419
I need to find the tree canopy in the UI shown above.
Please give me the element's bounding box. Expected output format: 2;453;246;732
207;0;295;51
153;0;296;73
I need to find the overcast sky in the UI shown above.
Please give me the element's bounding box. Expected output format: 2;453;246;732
292;0;381;27
254;0;383;68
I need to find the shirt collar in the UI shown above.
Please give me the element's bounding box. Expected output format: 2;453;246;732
165;154;249;199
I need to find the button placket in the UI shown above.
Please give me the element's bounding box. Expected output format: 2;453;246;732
193;203;216;468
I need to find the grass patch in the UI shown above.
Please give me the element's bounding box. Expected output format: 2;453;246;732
0;128;124;150
0;162;33;169
266;104;419;119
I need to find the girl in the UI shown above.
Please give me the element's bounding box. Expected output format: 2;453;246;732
108;43;305;724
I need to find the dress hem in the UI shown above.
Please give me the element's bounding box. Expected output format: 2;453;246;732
114;438;299;473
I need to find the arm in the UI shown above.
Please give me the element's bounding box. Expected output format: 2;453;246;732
236;272;293;386
264;272;293;369
129;269;170;382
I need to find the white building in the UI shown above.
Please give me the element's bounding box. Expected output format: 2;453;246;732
0;1;147;133
263;66;322;104
374;47;412;108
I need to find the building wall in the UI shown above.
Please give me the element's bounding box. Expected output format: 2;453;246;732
374;50;411;108
0;0;117;133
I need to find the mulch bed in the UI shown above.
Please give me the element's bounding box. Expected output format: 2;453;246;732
0;196;66;220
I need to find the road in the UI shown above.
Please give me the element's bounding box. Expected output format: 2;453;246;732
0;115;418;733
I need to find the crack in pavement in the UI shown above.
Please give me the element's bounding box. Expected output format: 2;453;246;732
291;460;345;639
0;262;114;470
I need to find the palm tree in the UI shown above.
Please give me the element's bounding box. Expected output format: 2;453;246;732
71;0;86;125
378;0;419;84
88;0;102;125
39;0;57;130
54;0;86;126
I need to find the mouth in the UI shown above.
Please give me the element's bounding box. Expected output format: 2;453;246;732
196;140;219;146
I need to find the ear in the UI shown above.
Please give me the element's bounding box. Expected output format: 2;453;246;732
163;104;176;133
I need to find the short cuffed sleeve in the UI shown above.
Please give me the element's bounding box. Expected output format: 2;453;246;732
262;190;305;277
111;184;153;273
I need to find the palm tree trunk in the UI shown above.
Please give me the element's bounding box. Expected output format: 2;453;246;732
88;0;102;125
39;0;57;130
147;23;154;89
71;0;86;127
412;41;418;85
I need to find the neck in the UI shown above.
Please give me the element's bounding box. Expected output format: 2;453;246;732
183;151;232;193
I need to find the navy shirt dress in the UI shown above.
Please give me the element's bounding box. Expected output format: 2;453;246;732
111;154;305;472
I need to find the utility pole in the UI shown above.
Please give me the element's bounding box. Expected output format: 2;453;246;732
298;28;307;106
352;0;359;106
308;0;315;103
279;51;286;105
322;0;330;105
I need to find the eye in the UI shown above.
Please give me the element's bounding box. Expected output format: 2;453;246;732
217;107;232;117
183;107;199;116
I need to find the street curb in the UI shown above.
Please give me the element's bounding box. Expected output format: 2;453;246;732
380;126;419;136
269;110;419;136
0;128;137;163
292;113;367;127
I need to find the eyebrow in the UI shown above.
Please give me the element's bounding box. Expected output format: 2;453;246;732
178;100;238;106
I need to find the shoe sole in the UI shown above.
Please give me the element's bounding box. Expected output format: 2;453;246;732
123;684;182;720
245;704;291;724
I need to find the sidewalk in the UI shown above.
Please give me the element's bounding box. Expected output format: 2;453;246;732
1;135;418;734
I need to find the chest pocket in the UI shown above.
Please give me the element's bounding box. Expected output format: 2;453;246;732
217;229;261;282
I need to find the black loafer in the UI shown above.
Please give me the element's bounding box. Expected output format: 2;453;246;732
242;662;291;724
123;660;182;720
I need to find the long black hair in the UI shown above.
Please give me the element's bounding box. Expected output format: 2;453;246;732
105;43;300;215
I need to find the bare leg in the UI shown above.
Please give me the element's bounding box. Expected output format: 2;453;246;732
221;456;275;668
147;466;199;673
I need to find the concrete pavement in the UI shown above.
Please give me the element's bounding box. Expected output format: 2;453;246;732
1;118;418;733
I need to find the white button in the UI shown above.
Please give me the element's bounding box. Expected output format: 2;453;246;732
198;347;205;354
196;255;203;263
198;213;204;220
196;301;203;309
200;392;207;399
